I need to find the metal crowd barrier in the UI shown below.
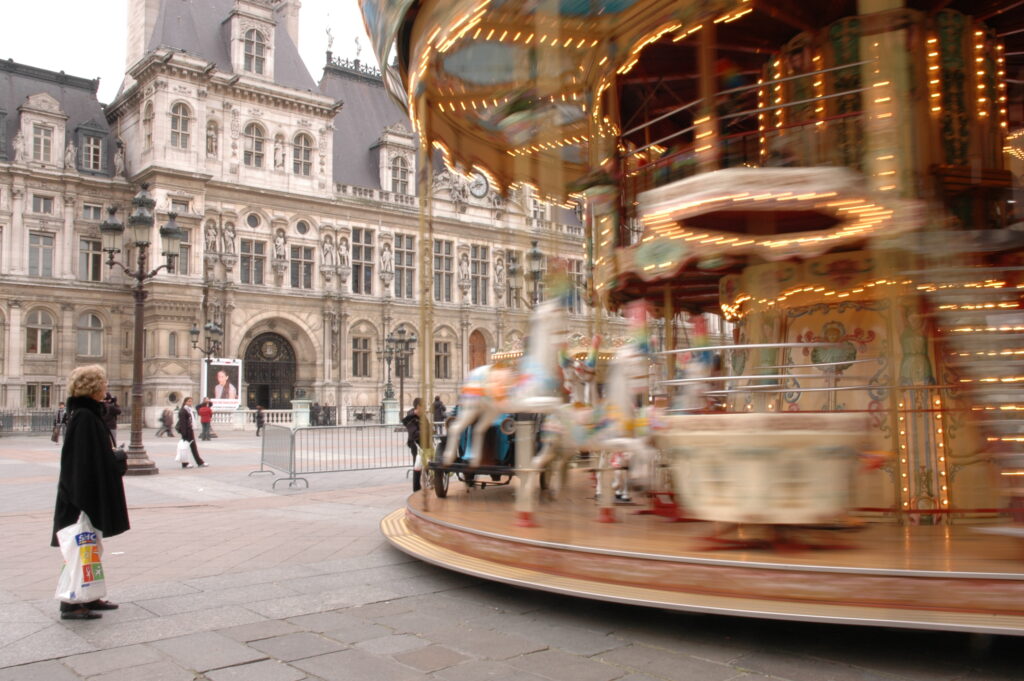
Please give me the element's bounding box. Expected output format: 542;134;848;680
252;423;410;488
0;410;56;435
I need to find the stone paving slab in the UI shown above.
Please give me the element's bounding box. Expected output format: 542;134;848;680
0;433;1021;681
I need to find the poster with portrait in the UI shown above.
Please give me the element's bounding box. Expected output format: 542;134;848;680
202;358;242;411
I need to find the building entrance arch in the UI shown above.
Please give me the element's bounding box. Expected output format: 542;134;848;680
244;332;296;409
468;330;488;370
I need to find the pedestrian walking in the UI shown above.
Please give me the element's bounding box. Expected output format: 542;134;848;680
255;406;266;436
155;408;174;437
101;393;121;439
432;395;446;424
176;397;207;468
310;402;321;426
402;397;423;492
197;399;213;440
52;401;68;444
52;364;129;620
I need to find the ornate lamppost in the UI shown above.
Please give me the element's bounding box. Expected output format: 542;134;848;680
389;327;417;414
527;239;544;307
98;184;184;475
189;320;224;387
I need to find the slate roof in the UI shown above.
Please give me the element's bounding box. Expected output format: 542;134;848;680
319;59;417;188
146;0;316;92
0;60;113;174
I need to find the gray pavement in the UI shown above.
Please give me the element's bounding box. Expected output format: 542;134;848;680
0;431;1019;680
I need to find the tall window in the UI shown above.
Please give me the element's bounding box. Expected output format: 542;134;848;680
25;309;53;354
28;232;54;277
390;156;409;194
244;123;265;167
470;244;489;306
434;341;451;380
32;124;52;162
433;239;453;302
170;103;191;149
290;245;313;289
244;29;267;74
25;383;52;409
169;229;191;275
168;331;178;358
82;135;102;171
351;227;374;294
293;133;312;176
76;313;103;356
32;195;53;214
351;336;370;377
567;258;585;315
532;199;546;226
79;238;102;282
394;234;415;299
143;102;154;148
82;203;102;220
240;239;266;285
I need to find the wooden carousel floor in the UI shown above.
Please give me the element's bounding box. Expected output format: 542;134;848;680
381;469;1024;635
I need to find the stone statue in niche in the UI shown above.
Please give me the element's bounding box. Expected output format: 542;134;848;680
113;143;125;177
273;136;285;169
12;131;25;163
322;234;336;267
205;222;219;252
221;221;236;254
457;252;470;288
493;255;505;294
273;229;287;259
206;121;218;156
380;242;394;275
338;237;350;269
64;141;77;170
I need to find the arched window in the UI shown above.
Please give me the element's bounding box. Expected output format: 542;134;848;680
170;103;191;149
244;123;265;168
390;156;409;194
143;102;154;149
168;331;178;358
76;313;103;357
25;309;54;355
293;133;312;176
244;29;266;74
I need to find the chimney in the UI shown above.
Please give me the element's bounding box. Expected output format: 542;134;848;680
274;0;301;47
126;0;162;71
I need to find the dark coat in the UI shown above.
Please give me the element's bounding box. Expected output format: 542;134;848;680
51;396;130;546
432;399;446;423
402;408;421;446
177;405;196;440
102;399;121;432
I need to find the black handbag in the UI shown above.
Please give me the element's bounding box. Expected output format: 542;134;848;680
112;443;128;476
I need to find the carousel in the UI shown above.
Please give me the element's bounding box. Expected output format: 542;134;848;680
364;0;1024;634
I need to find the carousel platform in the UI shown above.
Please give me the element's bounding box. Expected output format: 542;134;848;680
382;469;1024;636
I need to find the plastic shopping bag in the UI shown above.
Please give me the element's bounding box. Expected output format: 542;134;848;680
55;512;106;604
175;439;191;462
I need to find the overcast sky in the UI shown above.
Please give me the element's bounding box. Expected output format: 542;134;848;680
0;0;375;104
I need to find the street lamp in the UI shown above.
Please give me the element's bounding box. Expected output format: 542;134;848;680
527;239;544;307
189;320;223;359
99;184;184;475
379;327;418;414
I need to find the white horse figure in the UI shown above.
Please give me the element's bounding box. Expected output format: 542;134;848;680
442;297;568;466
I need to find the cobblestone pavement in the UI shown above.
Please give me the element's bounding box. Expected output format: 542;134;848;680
0;432;1019;680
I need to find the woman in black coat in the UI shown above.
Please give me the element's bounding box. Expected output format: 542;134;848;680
176;397;206;468
402;397;423;492
52;365;129;620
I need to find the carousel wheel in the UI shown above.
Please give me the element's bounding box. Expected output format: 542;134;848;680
433;469;450;498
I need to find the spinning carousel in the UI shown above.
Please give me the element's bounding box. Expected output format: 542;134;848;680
364;0;1024;634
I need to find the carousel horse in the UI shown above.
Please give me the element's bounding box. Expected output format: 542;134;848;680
442;296;568;467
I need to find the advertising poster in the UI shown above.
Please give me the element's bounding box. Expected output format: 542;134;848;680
202;358;243;411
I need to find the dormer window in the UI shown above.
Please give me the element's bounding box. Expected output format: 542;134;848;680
82;135;103;171
391;156;409;195
244;123;265;167
32;124;52;162
170;103;191;149
293;133;312;176
244;29;266;75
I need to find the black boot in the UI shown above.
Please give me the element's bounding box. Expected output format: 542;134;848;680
412;470;422;492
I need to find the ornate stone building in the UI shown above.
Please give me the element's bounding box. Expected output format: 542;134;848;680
0;0;602;422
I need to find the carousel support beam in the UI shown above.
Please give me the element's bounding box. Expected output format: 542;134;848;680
696;20;718;173
665;287;677;387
